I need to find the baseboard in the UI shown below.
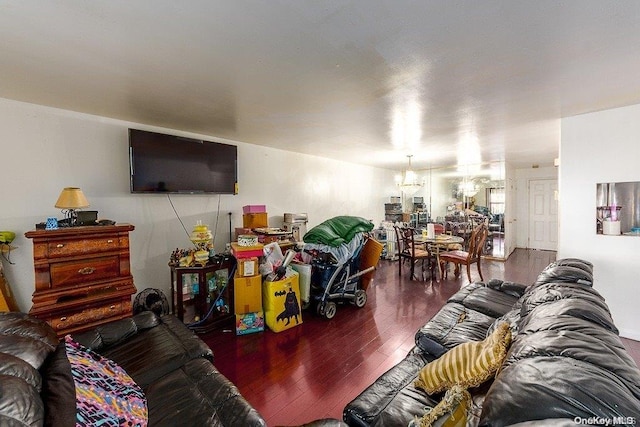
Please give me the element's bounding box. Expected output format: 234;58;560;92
619;328;640;342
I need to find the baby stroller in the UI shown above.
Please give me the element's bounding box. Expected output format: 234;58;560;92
306;235;382;319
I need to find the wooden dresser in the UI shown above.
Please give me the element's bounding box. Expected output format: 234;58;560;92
25;224;137;337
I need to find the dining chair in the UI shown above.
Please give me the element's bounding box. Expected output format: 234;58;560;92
438;224;488;282
394;225;435;281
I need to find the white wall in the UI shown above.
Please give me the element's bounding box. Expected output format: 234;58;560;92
514;166;558;249
504;162;517;258
0;98;396;312
560;103;640;340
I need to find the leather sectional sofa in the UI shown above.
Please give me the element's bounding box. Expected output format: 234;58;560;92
344;258;640;426
0;310;266;426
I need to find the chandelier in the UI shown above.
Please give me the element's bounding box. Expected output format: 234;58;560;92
458;180;478;197
396;155;423;195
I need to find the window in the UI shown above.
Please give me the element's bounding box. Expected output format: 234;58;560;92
488;188;505;215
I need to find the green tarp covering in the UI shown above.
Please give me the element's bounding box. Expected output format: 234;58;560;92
303;216;374;247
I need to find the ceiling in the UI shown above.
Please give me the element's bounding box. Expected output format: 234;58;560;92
2;1;640;172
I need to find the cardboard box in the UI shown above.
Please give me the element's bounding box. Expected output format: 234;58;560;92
257;234;284;244
234;273;263;314
231;242;264;259
263;271;302;333
243;205;267;214
235;311;264;335
237;257;259;277
243;212;268;228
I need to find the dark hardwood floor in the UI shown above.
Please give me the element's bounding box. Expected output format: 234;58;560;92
200;248;640;426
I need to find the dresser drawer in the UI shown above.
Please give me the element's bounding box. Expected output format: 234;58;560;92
47;236;120;258
49;300;130;332
50;256;120;287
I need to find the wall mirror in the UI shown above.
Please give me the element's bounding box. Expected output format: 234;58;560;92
403;161;506;259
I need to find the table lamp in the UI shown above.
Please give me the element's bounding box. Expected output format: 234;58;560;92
55;187;89;226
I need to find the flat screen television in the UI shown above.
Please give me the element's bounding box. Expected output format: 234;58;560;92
129;129;238;194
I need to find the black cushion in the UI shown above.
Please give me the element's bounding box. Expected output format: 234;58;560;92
40;342;75;427
145;358;265;426
534;265;593;287
343;349;435;427
415;302;497;352
480;357;640;425
454;286;520;319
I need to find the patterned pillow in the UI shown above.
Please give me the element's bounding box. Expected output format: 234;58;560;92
410;385;471;427
64;335;147;427
414;322;511;395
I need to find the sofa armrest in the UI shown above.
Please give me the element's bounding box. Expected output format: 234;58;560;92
486;278;528;297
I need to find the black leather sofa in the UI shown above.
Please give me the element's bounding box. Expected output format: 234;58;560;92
0;310;266;426
344;258;640;426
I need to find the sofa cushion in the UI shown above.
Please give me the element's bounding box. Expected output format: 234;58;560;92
0;312;58;427
72;311;160;350
519;297;619;334
414;322;511;395
448;285;520;319
446;282;485;304
0;312;59;370
144;358;265;426
343;348;437;427
519;281;611;319
0;312;59;350
505;327;640;398
0;375;44;427
534;265;593;286
480;357;640;425
0;352;41;391
485;278;529;298
80;314;213;388
544;258;593;274
415;303;497;355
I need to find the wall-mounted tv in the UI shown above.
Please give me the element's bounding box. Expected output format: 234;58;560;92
129;129;238;194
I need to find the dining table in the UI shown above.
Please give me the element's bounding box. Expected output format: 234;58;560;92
414;233;464;247
414;234;465;280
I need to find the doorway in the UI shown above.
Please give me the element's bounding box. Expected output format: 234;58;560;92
528;179;558;251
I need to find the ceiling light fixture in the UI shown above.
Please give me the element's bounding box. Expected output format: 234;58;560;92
395;155;424;195
458;180;478;198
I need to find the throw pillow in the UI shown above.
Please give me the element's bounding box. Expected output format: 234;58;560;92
64;335;148;427
414;322;511;395
409;385;471;427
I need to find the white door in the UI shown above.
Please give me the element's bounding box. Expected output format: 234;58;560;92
528;179;558;251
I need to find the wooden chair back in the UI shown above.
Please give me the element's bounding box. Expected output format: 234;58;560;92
467;224;489;262
395;225;418;257
394;225;434;280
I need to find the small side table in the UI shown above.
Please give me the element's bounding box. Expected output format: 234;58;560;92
170;255;236;333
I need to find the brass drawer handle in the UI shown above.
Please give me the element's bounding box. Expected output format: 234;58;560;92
107;239;114;243
60;316;67;322
57;244;64;248
78;267;96;275
110;305;116;310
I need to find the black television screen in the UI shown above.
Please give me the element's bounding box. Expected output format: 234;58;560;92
129;129;238;194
